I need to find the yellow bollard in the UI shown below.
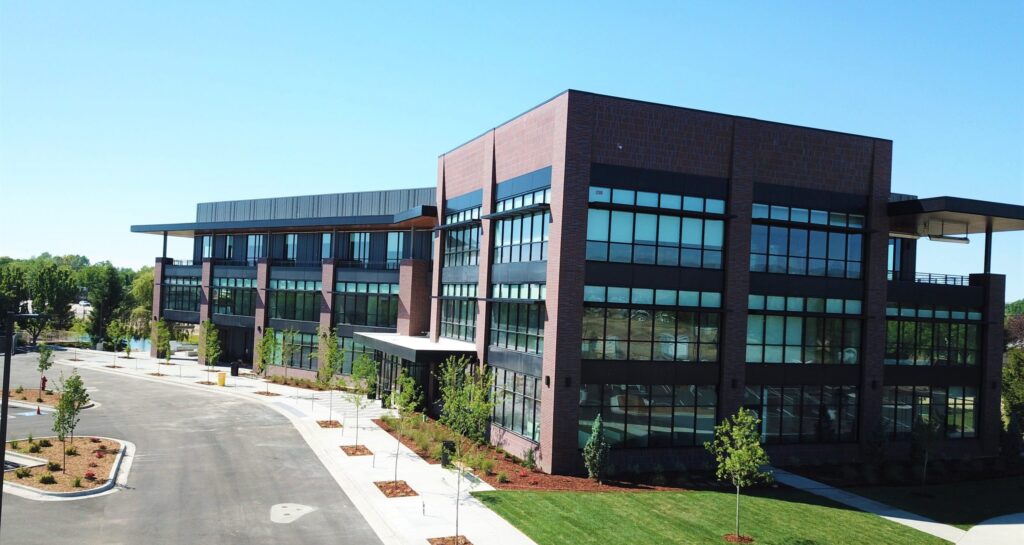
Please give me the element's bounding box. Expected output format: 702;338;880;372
217;372;226;387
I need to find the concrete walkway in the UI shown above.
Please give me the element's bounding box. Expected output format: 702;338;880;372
46;348;537;545
957;512;1024;545
773;468;967;543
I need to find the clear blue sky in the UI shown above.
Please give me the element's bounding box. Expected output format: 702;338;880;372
1;2;1021;300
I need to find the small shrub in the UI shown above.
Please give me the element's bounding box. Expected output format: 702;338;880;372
98;444;108;451
84;471;96;481
36;397;43;403
19;396;26;400
39;474;57;485
14;467;30;479
523;448;536;470
47;461;61;472
9;440;18;450
15;385;23;393
66;446;78;456
479;457;496;475
29;444;41;453
88;462;98;468
38;439;52;447
650;473;668;486
72;477;83;488
90;437;101;443
429;443;445;462
27;433;33;443
94;451;105;459
497;472;509;483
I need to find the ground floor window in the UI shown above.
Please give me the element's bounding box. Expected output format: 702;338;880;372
440;283;478;341
491;367;540;443
743;384;858;444
339;336;371;375
881;385;977;439
578;384;716;449
274;331;318;370
163;277;201;312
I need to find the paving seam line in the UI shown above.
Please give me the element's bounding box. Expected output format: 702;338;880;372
47;355;410;545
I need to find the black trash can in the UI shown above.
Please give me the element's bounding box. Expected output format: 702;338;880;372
230;361;240;377
440;440;456;467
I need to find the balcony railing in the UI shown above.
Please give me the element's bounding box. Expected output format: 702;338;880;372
335;259;402;270
171;259;196;266
889;271;971;286
269;259;323;268
209;258;259;267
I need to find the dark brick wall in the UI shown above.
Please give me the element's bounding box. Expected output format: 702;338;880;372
398;259;432;337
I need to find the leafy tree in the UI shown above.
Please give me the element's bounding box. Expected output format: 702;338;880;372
52;372;90;472
389;368;422;483
1007;299;1024;318
201;320;222;383
705;408;772;541
583;414;610;482
1006;315;1024;348
911;416;943;485
1003;349;1024;424
255;328;277;394
0;263;28;315
316;327;342;388
347;354;379;445
107;319;132;358
37;343;53;390
279;328;299;379
1002;414;1023;465
20;261;77;343
79;262;126;345
153;319;172;372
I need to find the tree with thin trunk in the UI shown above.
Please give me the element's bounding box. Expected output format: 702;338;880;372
912;416;943;485
254;328;277;394
705;408;772;542
107;319;132;359
153;319;171;374
389;368;422;483
280;328;298;382
37;343;53;391
583;413;610;482
53;372;89;472
348;354;379;446
199;320;222;384
316;327;342;421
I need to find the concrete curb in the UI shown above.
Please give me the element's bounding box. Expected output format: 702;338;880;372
3;437;135;501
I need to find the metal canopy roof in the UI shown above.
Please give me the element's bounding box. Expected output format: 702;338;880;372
131;205;437;237
888;197;1024;236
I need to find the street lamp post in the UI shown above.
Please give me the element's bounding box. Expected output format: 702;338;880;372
1;311;39;538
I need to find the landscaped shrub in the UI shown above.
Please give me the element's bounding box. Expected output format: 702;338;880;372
15;385;23;393
66;446;78;456
84;471;96;481
72;477;82;488
47;462;61;472
429;443;445;462
89;437;101;443
38;474;56;485
36;397;43;403
650;473;668;486
14;467;30;479
98;444;108;451
88;462;97;468
38;439;52;447
9;440;18;449
28;444;41;453
27;433;33;443
523;448;537;470
497;472;509;483
479;457;496;475
94;451;105;459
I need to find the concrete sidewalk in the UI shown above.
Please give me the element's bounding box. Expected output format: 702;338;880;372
47;348;537;545
957;512;1024;545
773;468;966;543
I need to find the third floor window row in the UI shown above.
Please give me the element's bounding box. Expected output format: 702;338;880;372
586;209;724;269
752;203;865;229
588;186;726;214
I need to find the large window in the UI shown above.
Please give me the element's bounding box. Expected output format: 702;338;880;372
347;232;370;264
163;277;201;312
440;283;478;341
247;234;265;264
493;188;551;264
586;186;725;269
333;282;399;328
579;384;717;449
744;385;859;444
273;331;318;370
884;303;982;366
881;385;977;439
492;368;541;443
211;277;256;316
746;295;862;364
581;286;721;362
489;283;545;355
386;232;404;268
443;206;481;267
339;337;371;375
749;203;864;279
268;279;322;322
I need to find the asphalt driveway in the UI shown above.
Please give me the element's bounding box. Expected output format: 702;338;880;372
1;353;383;545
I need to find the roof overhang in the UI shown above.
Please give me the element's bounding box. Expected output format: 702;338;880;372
354;332;476;364
132;205;438;237
888;197;1024;237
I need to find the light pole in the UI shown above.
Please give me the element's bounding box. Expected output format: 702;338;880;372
1;311;38;538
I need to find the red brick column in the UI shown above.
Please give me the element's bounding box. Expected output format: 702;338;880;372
150;257;171;357
398;259;432;336
253;258;270;359
475;133;496;356
199;260;213;323
316;259;336;363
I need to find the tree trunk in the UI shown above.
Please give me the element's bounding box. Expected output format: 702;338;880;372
922;450;929;486
62;439;67;473
455;465;462;539
735;485;741;538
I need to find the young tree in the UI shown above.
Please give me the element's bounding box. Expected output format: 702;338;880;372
912;416;943;485
705;408;772;541
37;343;53;391
53;372;90;471
348;354;379;445
279;328;298;381
583;414;610;482
389;369;422;483
317;327;343;422
255;328;278;394
153;319;171;374
107;319;132;358
203;321;222;383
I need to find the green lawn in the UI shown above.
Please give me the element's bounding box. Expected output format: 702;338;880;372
851;475;1024;530
474;487;948;545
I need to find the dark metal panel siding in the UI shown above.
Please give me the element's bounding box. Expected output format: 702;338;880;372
196;188;436;222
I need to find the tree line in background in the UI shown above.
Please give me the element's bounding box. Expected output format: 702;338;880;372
0;253;153;346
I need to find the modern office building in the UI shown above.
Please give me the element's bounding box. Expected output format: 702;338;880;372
134;90;1024;476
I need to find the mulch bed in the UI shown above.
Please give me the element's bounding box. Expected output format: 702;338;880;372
340;445;373;456
147;372;166;377
724;534;754;544
373;417;681;492
374;480;418;497
253;391;281;397
4;436;119;492
317;420;342;428
5;388;60;407
427;537;472;545
104;365;123;369
196;381;217;386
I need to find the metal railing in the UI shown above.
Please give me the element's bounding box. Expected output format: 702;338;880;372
334;259;403;270
209;258;259;267
268;259;323;268
889;271;971;286
170;259;195;266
